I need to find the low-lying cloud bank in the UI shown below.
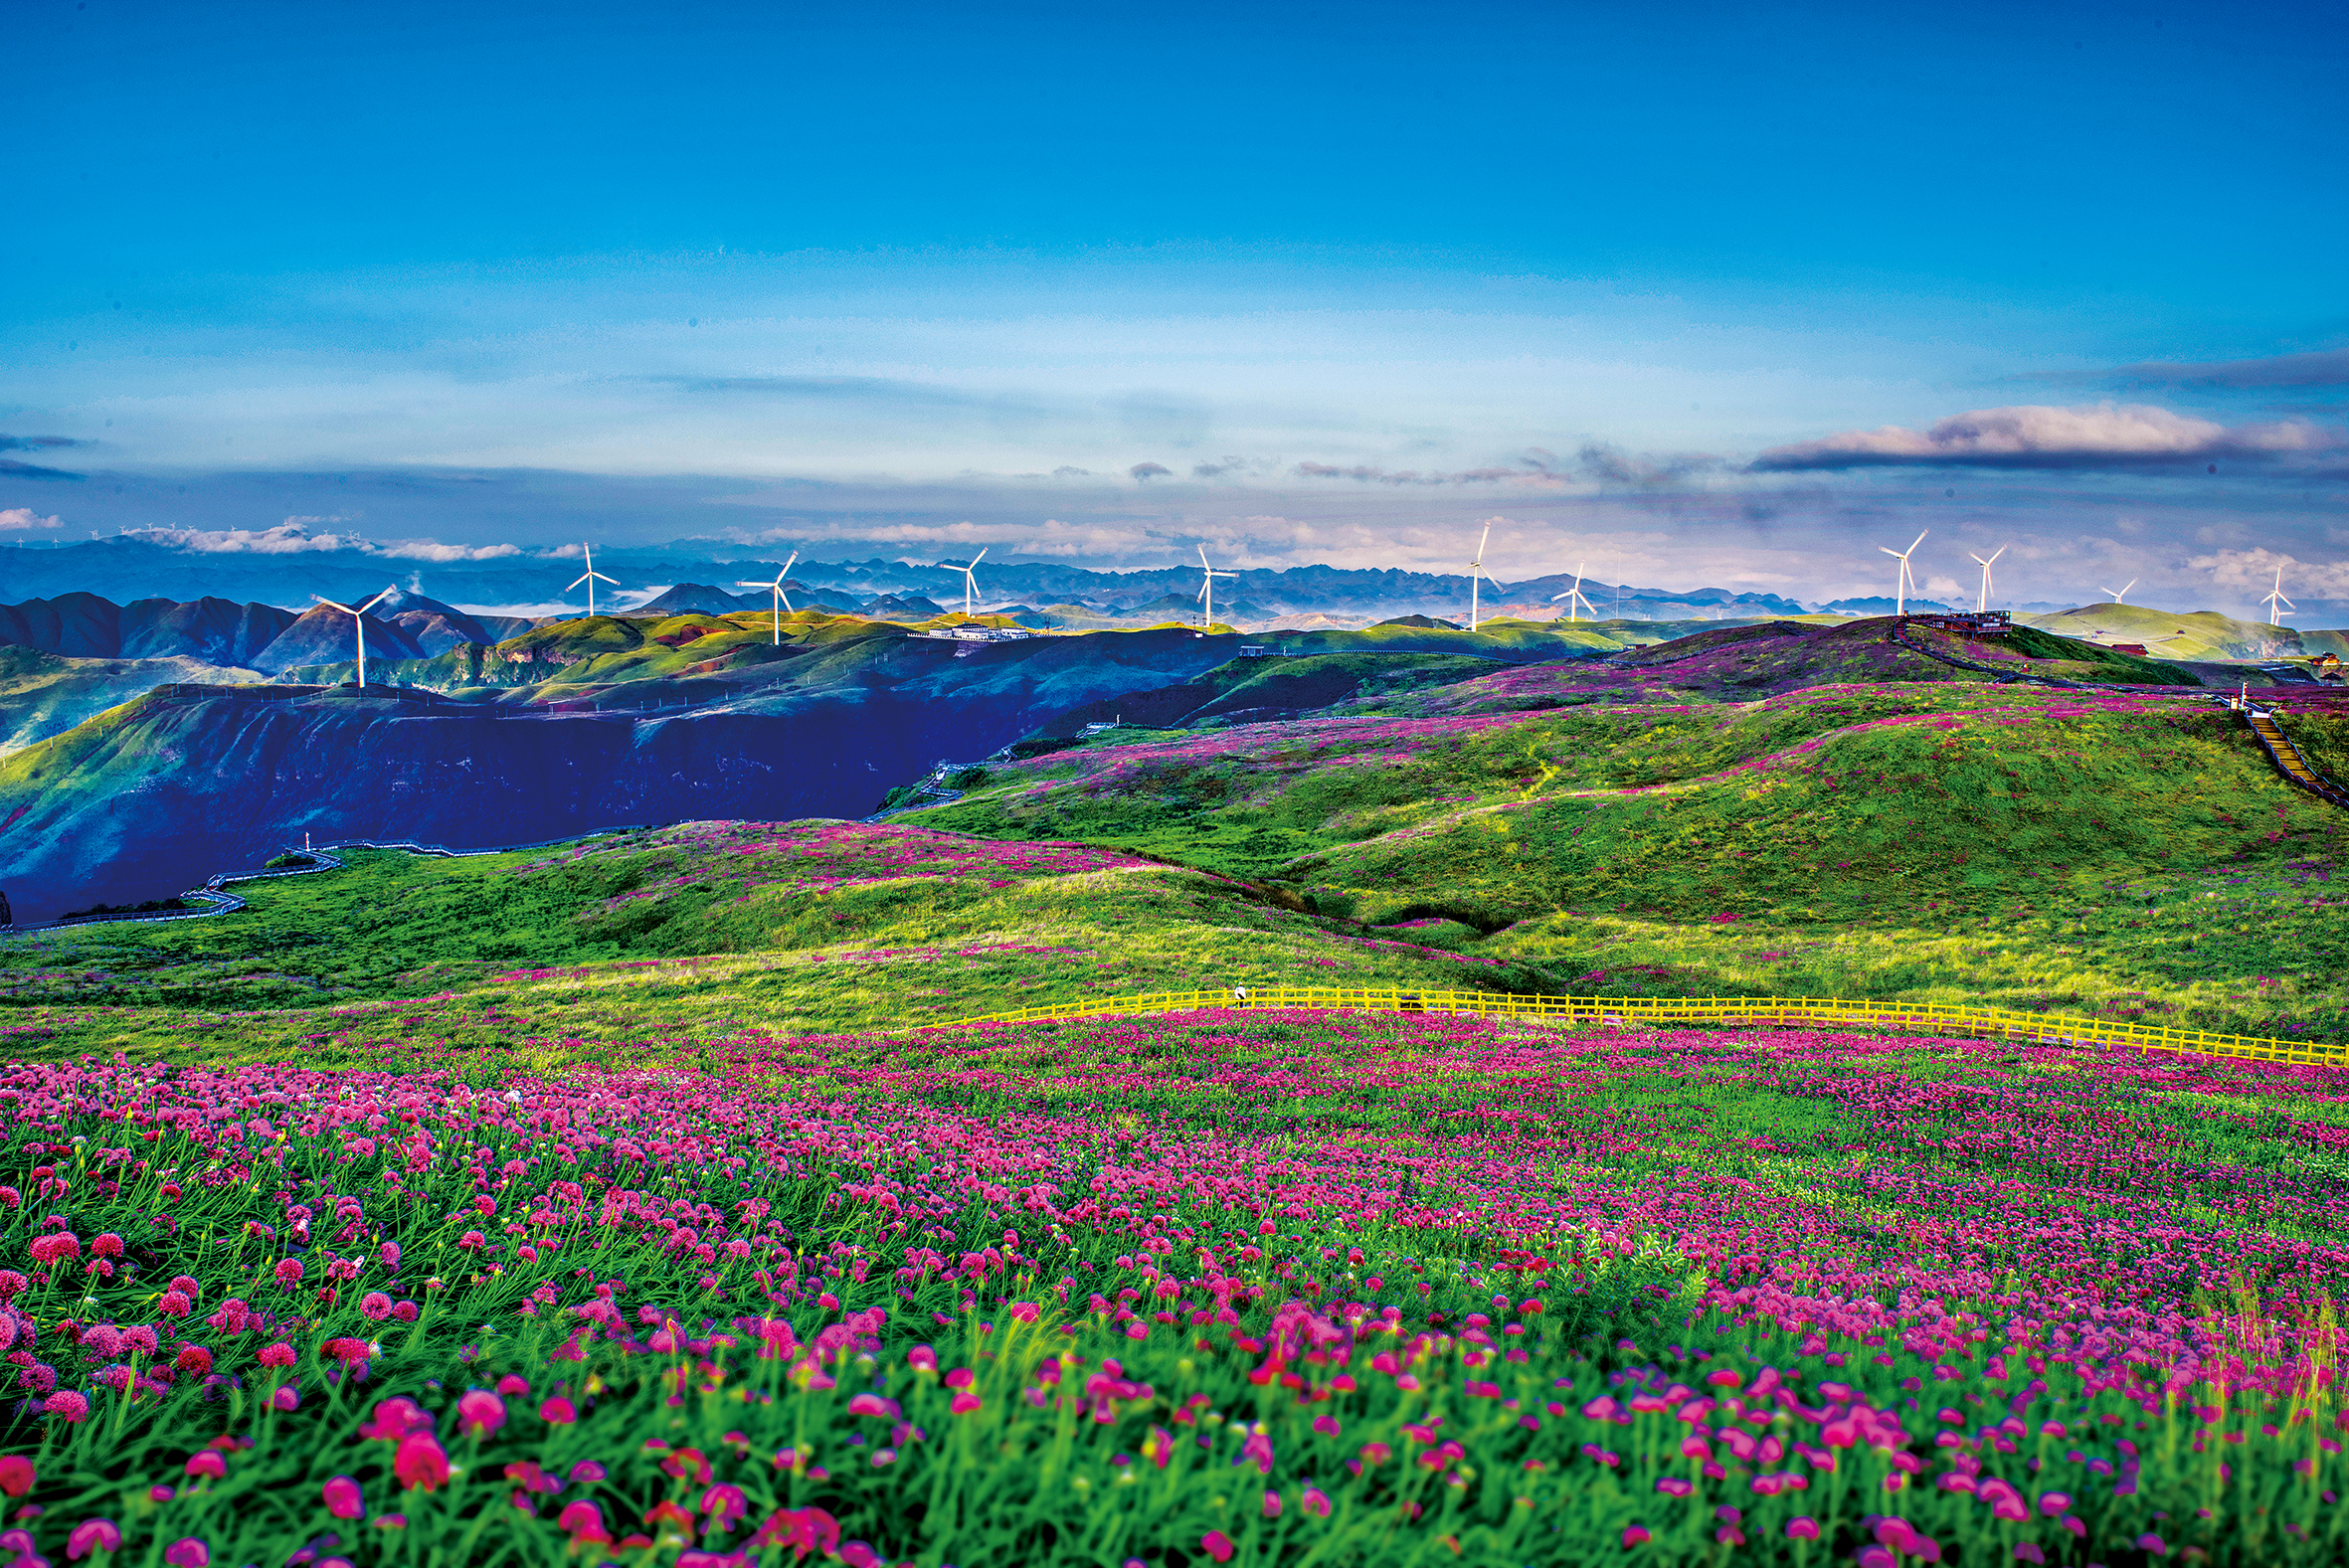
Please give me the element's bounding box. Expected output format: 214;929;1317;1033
1750;404;2337;472
121;523;525;560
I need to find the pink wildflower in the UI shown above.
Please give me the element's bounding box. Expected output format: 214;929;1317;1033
67;1519;121;1560
392;1433;451;1492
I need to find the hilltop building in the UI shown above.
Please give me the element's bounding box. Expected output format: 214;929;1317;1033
918;625;1034;644
1906;610;2011;635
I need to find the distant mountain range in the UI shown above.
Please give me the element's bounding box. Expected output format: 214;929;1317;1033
0;588;535;674
0;536;1807;623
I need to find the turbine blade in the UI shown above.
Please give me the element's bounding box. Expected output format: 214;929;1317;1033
568;573;590;591
1881;548;1903;558
782;551;799;573
1908;530;1928;552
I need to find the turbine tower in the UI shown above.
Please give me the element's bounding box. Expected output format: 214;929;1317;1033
735;550;801;645
936;547;989;619
1549;561;1598;622
1879;530;1926;616
310;586;397;688
567;544;619;617
1195;545;1235;630
2264;565;2296;625
2098;579;2137;605
1463;522;1505;630
1968;546;2007;612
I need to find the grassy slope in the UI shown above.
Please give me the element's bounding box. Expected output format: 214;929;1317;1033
2020;602;2293;660
13;623;2349;1062
0;820;1551;1063
270;610;1640;698
0;643;264;753
906;670;2349;1039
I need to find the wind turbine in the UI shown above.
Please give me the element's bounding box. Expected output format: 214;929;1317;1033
2098;579;2137;605
1195;545;1235;630
566;544;619;617
936;547;989;619
2264;565;2296;625
735;550;800;644
1968;545;2007;612
1549;561;1598;622
1879;530;1926;615
310;586;397;688
1467;521;1507;630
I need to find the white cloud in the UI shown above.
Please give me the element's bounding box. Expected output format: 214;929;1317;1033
115;523;521;560
375;539;522;562
126;523;359;554
0;508;62;531
2184;547;2349;600
1751;404;2335;471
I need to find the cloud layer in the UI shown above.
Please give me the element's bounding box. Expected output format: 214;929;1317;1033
1750;403;2337;472
119;522;523;559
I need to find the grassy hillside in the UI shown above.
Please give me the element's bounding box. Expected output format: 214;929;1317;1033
896;676;2349;1039
2021;602;2294;660
0;819;1556;1061
916;681;2269;890
272;609;1643;698
10;621;2349;1054
0;643;265;753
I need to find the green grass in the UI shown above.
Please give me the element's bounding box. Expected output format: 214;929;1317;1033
0;823;1554;1065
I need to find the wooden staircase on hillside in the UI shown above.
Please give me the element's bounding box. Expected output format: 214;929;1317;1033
2237;703;2349;809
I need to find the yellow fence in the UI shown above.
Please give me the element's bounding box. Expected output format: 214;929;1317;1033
936;986;2349;1069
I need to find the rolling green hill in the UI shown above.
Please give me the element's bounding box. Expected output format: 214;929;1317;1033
0;643;266;754
8;617;2349;1057
0;614;1631;923
2020;602;2298;661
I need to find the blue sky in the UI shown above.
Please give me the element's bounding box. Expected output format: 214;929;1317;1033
4;0;2346;614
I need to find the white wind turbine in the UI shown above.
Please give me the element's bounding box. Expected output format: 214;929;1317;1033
937;547;989;619
1549;561;1598;622
2264;565;2296;625
1467;521;1506;631
310;585;397;688
1879;530;1926;615
2098;579;2137;605
735;550;801;644
566;544;619;616
1968;545;2007;611
1195;545;1235;629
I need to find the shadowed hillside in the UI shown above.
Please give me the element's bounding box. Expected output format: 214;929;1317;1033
0;616;1617;920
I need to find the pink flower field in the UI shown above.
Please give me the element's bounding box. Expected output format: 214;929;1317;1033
0;1008;2343;1566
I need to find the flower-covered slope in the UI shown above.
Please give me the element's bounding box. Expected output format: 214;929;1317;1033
0;1010;2344;1566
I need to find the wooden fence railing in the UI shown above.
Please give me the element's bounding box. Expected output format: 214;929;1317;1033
934;986;2349;1068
